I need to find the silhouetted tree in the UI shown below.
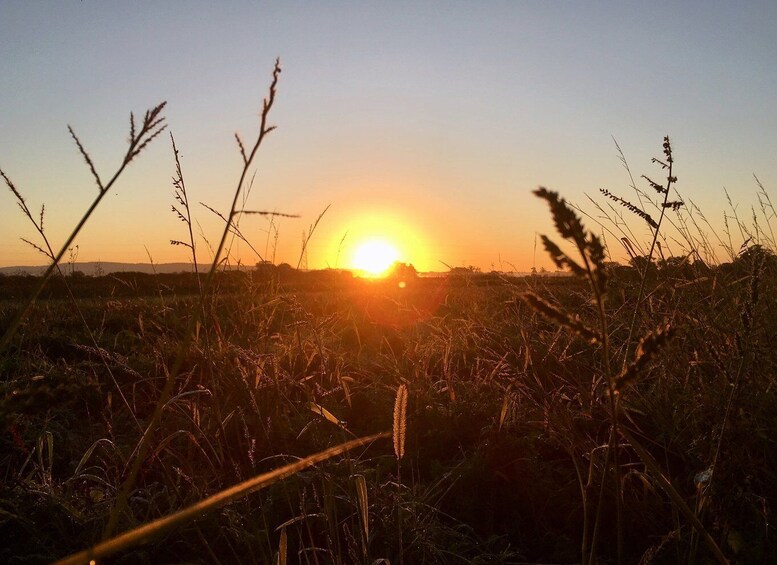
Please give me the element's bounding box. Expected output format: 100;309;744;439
629;255;655;274
387;262;418;280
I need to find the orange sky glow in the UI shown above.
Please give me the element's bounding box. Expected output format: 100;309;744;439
1;3;775;272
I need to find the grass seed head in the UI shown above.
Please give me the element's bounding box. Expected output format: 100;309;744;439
522;292;602;344
393;384;408;461
614;323;675;392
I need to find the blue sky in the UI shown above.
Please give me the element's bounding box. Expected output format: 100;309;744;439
2;2;775;270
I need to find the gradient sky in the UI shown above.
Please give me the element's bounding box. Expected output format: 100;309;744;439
2;2;775;271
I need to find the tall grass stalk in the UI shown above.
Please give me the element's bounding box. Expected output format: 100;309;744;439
3;165;151;433
393;383;408;565
0;103;167;355
102;59;282;539
56;432;389;565
297;205;331;270
529;167;730;564
612;136;679;369
530;187;621;563
170;133;203;296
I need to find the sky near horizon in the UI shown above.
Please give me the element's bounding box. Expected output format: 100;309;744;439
1;2;776;272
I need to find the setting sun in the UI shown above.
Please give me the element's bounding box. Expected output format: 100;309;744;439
351;238;400;277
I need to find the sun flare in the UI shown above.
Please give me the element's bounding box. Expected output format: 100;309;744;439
351;239;400;277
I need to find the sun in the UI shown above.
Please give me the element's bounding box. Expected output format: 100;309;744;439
351;239;400;277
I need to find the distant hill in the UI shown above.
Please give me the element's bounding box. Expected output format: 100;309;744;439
0;262;541;278
0;262;210;276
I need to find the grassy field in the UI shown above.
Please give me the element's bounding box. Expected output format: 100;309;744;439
2;63;776;564
1;252;775;563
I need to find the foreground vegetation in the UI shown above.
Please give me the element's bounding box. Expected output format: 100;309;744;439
1;61;776;563
1;253;775;563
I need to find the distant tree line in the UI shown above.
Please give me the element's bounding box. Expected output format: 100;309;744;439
0;250;772;300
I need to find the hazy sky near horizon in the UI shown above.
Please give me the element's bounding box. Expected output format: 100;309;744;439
1;2;775;271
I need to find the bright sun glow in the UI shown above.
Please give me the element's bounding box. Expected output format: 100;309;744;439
351;239;400;277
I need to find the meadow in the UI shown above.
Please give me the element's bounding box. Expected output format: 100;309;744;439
1;62;776;564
